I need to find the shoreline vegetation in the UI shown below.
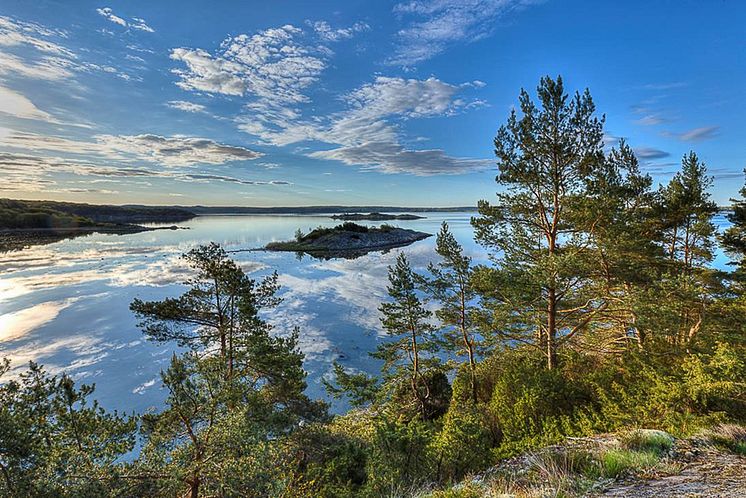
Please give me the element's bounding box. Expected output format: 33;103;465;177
2;77;745;497
330;212;425;221
0;198;192;252
265;222;431;258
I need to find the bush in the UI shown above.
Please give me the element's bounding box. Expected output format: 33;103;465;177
479;350;593;455
706;423;746;455
391;370;452;421
591;342;746;435
278;423;368;497
429;402;492;482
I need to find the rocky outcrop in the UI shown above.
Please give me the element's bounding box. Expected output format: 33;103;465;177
265;224;431;259
330;212;425;221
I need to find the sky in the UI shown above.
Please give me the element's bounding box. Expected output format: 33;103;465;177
0;0;744;207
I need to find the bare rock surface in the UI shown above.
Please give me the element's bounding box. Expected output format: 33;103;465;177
595;437;746;498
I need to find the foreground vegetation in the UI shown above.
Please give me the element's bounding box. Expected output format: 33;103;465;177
1;76;745;497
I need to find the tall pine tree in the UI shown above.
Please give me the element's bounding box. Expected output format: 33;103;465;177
472;75;605;369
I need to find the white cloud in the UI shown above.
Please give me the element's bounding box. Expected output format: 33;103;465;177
170;25;325;104
238;76;490;175
0;16;137;84
665;126;719;142
95;134;263;166
96;7;155;33
390;0;543;66
308;20;369;42
0;85;53;121
311;141;491;176
0;130;263;167
634;147;670;160
0;52;74;80
171;25;488;176
0;16;74;56
0;149;290;195
166;100;207;113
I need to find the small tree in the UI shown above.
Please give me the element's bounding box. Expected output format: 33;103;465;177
657;152;718;272
423;222;480;402
134;327;320;497
373;253;440;418
721;169;746;277
650;153;719;348
130;242;280;379
0;360;136;497
581;139;661;349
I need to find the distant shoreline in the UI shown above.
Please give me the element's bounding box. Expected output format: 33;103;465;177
177;205;478;215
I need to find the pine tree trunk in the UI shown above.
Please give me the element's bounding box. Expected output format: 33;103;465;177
189;476;200;498
460;286;478;402
547;286;557;370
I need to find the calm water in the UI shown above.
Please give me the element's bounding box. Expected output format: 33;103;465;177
0;212;733;414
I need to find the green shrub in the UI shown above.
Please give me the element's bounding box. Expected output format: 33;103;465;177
429;402;492;482
706;424;746;455
425;483;485;498
480;350;593;455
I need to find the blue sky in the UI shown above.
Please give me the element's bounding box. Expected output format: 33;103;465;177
0;0;744;206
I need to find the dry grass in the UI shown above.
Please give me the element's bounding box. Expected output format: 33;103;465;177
705;423;746;455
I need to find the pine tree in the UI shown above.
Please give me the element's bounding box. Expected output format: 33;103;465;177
472;75;605;369
0;360;136;497
721;169;746;277
130;242;280;379
657;152;718;272
423;222;480;402
581;139;661;349
373;253;440;418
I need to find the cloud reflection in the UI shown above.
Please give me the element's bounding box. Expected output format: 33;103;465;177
0;300;73;341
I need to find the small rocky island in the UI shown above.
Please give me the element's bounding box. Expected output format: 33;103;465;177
330;212;425;221
265;222;431;259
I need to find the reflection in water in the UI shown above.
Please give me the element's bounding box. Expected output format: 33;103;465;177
0;300;71;341
0;213;733;415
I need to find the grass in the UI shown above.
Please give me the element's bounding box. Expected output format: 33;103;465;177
600;449;659;478
621;429;674;455
423;429;688;498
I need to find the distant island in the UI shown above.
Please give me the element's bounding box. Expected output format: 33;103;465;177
265;222;431;259
330;212;424;221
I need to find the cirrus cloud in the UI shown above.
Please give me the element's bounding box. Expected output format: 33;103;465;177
390;0;545;66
